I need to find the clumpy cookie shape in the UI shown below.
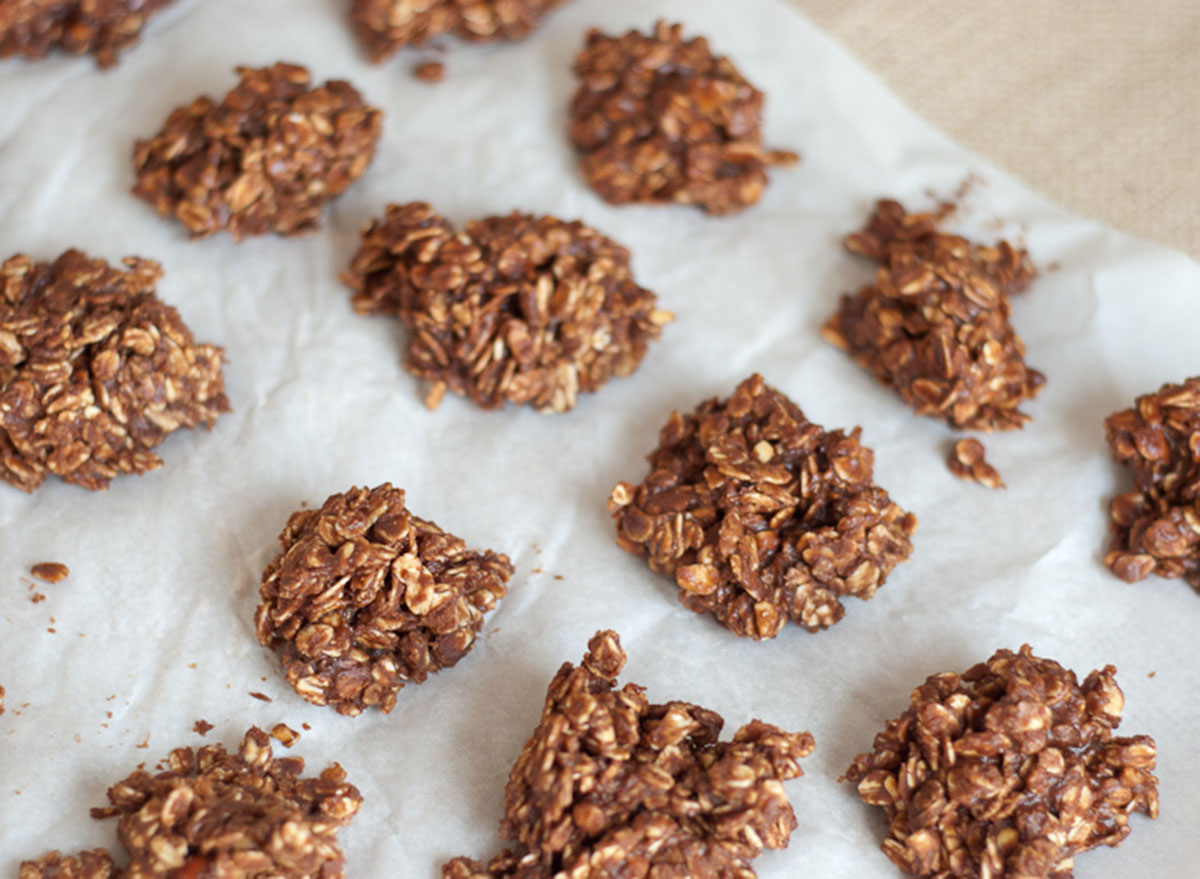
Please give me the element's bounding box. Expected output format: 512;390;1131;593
608;374;917;640
0;0;174;67
569;21;798;215
0;250;229;492
349;0;567;62
255;483;513;716
132;63;382;241
343;203;672;413
1104;376;1200;587
823;199;1045;431
845;646;1158;879
444;630;815;879
92;727;361;879
19;850;116;879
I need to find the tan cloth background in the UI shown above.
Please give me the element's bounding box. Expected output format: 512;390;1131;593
789;0;1200;260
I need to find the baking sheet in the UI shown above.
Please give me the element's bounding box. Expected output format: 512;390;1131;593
1;0;1197;875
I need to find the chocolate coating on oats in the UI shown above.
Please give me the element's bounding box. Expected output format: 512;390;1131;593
0;0;173;67
569;20;798;215
343;203;672;413
255;483;513;716
444;630;815;879
609;374;917;639
0;250;229;492
19;850;116;879
1104;376;1200;588
845;646;1158;879
349;0;567;63
823;199;1045;431
132;63;382;241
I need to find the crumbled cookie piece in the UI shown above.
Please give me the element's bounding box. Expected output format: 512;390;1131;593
192;718;213;736
343;203;672;413
0;683;5;715
255;483;513;716
947;438;1005;489
823;199;1045;431
30;561;69;583
271;722;300;747
608;374;916;639
19;849;117;879
444;630;815;879
845;646;1158;879
569;20;798;215
0;250;229;492
349;0;567;63
1105;376;1200;588
413;59;445;82
133;63;382;241
0;0;174;67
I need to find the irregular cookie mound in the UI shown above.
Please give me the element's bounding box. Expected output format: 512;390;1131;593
569;20;798;215
1104;376;1200;588
20;728;362;879
0;0;174;67
343;202;672;413
18;850;116;879
823;199;1045;431
255;483;513;716
349;0;567;63
608;374;917;639
133;63;382;241
444;630;815;879
0;250;229;492
845;646;1158;879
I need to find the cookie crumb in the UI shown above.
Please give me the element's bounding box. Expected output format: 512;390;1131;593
947;438;1006;489
193;719;214;736
270;723;300;747
30;562;69;583
249;692;272;703
413;60;445;82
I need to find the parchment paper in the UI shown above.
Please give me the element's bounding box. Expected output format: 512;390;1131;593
1;1;1197;876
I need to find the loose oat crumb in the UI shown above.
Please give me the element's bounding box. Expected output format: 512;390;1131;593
270;723;300;747
845;646;1158;879
1148;670;1156;678
249;691;272;703
343;203;671;413
301;722;311;731
30;593;45;604
0;684;5;715
30;562;68;583
133;63;382;241
569;21;797;215
413;60;445;81
609;374;917;639
256;484;513;716
192;719;213;736
444;630;815;879
947;438;1006;489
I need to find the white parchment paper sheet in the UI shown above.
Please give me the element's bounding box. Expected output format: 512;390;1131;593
1;0;1197;876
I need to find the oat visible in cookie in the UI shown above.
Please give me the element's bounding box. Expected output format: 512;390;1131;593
349;0;567;63
271;722;300;747
609;374;916;639
569;20;797;215
255;483;513;716
0;0;174;67
947;438;1005;489
823;199;1044;431
445;630;815;879
1104;376;1200;588
21;727;361;879
133;63;382;241
0;250;229;492
18;849;116;879
343;203;672;413
845;646;1157;879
